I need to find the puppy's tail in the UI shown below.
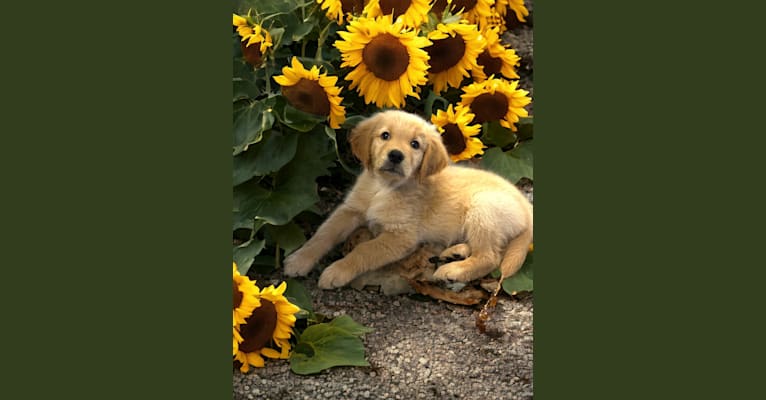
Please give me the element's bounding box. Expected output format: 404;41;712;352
499;225;533;280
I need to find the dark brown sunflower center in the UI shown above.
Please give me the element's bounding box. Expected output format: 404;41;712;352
281;78;332;116
363;33;410;81
233;280;243;310
240;42;264;67
427;35;466;73
342;0;366;14
441;123;467;155
470;92;509;124
432;0;477;15
477;50;503;77
238;300;277;353
380;0;412;19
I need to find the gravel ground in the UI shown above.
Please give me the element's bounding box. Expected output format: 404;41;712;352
233;276;533;400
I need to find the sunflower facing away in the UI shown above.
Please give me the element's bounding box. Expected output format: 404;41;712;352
426;21;483;94
471;26;520;82
429;0;495;28
431;104;485;162
234;282;301;372
364;0;432;28
233;14;273;67
495;0;529;23
317;0;369;24
458;77;531;131
274;57;347;129
233;263;260;355
334;15;431;108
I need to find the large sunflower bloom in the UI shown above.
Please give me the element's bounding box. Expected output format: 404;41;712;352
234;282;301;373
431;104;484;162
233;14;272;67
317;0;368;24
233;263;260;355
334;15;431;108
364;0;431;28
430;0;495;28
458;78;531;131
426;21;483;94
471;26;520;82
274;57;346;129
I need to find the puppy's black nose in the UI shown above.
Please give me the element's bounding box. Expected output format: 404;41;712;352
387;149;404;164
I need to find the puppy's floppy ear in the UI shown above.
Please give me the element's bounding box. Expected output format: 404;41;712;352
419;130;450;182
348;115;377;170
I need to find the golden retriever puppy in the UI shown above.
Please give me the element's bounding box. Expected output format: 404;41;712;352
283;110;533;289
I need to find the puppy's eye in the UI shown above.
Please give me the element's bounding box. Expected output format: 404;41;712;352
380;131;390;140
410;140;420;149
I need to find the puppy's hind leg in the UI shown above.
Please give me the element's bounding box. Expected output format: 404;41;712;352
429;243;471;264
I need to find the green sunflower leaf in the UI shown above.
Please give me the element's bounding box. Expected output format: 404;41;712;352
284;278;314;319
326;315;375;337
501;251;534;295
516;117;534;141
290;316;372;375
265;221;306;256
233;99;277;155
233;130;333;226
233;238;266;275
481;121;517;149
480;141;534;183
233;130;299;186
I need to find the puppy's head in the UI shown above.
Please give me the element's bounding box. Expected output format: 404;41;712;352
349;110;450;185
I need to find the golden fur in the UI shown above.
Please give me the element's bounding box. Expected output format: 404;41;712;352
284;110;533;289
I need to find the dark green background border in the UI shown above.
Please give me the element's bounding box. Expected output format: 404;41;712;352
3;2;231;398
3;1;763;398
535;2;764;398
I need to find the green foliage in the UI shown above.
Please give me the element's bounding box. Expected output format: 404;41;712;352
290;315;374;375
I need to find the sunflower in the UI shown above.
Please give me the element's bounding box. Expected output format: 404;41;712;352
234;282;301;373
429;0;495;28
273;57;346;129
495;0;528;23
425;21;483;94
334;15;431;108
317;0;369;24
364;0;431;28
471;26;520;82
431;104;484;162
458;77;530;131
233;14;273;67
233;262;260;355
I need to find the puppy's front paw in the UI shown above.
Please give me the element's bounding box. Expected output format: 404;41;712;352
317;261;356;289
432;262;470;282
283;251;316;277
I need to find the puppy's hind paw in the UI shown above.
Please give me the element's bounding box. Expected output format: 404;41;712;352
283;252;316;277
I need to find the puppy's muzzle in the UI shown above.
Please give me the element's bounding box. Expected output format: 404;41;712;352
380;149;405;176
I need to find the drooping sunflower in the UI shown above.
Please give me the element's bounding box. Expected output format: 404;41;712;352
458;77;531;131
317;0;369;24
233;14;273;67
425;21;483;94
273;57;346;129
495;0;528;23
471;26;520;82
431;104;485;162
364;0;432;28
334;15;431;108
234;282;301;373
429;0;495;28
233;262;260;355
